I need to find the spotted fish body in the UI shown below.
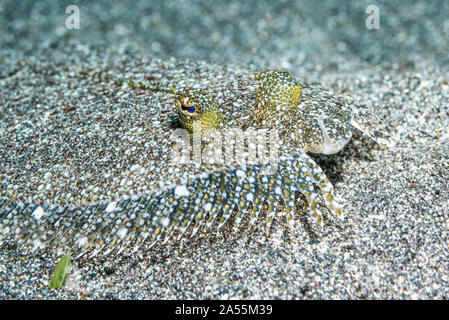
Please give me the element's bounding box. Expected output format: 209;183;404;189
0;62;387;256
253;71;302;125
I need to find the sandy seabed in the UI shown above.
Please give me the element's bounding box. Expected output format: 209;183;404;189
0;0;448;299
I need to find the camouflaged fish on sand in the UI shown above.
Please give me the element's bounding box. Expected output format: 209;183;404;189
0;58;388;256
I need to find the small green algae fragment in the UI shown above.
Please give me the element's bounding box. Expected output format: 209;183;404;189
49;254;71;289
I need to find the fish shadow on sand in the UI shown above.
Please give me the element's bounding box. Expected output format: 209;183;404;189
308;130;381;186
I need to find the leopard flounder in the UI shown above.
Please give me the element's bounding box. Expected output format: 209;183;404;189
0;60;388;256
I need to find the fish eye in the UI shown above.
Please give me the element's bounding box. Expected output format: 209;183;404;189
181;105;197;114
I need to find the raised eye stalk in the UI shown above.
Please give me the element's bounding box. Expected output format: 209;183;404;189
172;88;224;133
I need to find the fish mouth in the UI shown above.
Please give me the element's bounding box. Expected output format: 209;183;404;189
317;115;352;155
320;137;351;155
